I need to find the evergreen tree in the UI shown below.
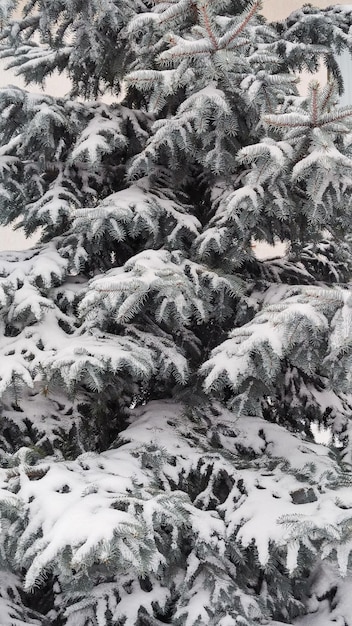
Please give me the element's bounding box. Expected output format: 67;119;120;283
1;0;352;624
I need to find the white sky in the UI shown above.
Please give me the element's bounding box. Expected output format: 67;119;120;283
0;0;351;254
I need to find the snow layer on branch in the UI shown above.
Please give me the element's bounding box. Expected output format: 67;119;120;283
0;399;348;618
202;287;349;402
73;181;201;253
82;249;205;326
81;248;243;336
0;243;73;398
0;88;150;238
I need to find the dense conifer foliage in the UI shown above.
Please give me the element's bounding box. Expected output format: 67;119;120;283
1;0;352;623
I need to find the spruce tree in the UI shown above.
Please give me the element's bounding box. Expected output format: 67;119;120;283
1;0;352;624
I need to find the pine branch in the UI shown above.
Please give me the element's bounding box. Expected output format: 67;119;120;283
199;2;218;50
218;1;261;49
